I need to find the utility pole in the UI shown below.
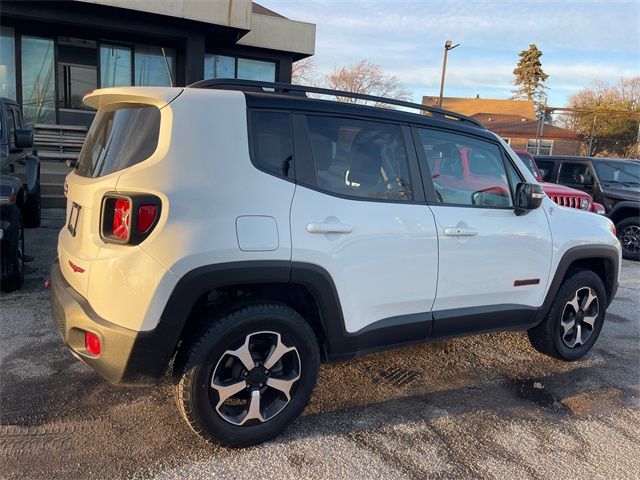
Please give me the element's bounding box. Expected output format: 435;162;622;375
438;40;460;107
588;115;597;156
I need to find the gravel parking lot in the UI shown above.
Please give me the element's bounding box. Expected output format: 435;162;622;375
1;210;639;480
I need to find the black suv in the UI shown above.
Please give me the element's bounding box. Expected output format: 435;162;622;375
1;97;41;291
534;155;640;260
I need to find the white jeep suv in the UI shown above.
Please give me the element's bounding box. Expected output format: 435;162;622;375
51;80;621;447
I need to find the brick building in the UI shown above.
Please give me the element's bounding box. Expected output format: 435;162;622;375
422;96;583;155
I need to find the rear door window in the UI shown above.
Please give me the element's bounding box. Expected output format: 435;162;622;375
305;115;413;202
76;103;160;178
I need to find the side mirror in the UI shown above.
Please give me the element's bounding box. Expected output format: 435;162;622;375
515;182;545;216
578;173;593;186
14;129;33;149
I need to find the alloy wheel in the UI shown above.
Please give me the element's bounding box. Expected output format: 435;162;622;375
560;287;599;349
619;224;640;256
210;331;301;426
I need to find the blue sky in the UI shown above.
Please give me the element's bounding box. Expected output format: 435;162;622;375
260;0;640;106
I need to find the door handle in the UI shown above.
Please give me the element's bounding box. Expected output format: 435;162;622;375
307;223;353;234
444;226;478;237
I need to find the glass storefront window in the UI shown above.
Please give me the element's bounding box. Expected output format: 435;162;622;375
21;36;56;125
204;54;235;79
237;58;276;82
0;27;16;100
134;45;176;86
100;44;132;87
58;64;97;109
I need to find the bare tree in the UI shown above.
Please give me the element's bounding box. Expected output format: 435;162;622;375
559;77;640;157
291;57;317;85
324;60;411;107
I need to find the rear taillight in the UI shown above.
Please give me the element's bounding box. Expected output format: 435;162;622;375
113;198;131;239
101;193;161;245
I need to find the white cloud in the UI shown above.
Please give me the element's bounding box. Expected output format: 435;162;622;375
265;0;640;104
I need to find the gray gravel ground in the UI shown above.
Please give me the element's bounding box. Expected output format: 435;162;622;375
1;210;639;479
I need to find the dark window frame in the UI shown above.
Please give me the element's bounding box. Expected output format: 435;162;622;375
410;124;523;210
297;112;425;205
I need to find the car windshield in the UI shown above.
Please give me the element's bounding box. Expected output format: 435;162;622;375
516;153;538;177
593;160;640;186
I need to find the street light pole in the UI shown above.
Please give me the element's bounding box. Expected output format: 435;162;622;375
438;40;460;107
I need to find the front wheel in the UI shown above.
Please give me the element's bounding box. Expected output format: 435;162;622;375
616;217;640;261
527;269;606;361
176;303;320;447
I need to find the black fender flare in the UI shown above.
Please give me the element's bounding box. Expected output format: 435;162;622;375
608;201;640;223
140;260;425;379
535;244;620;324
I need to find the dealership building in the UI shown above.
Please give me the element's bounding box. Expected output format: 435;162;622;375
0;0;315;126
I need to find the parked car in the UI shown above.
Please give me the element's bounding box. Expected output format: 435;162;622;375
51;80;620;448
0;97;41;292
514;150;605;214
534;155;640;260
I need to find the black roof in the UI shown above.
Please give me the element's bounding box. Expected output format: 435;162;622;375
188;79;496;140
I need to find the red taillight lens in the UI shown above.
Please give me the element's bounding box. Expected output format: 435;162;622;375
137;205;158;233
102;194;160;244
112;198;131;240
85;331;101;355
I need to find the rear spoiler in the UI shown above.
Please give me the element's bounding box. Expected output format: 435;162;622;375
83;87;184;110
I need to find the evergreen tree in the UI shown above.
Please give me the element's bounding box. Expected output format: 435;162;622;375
512;44;549;116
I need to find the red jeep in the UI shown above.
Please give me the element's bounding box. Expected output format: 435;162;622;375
514;150;605;214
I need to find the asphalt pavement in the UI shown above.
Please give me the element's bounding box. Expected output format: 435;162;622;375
1;210;638;479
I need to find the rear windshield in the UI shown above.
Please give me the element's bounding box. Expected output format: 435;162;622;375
76;104;160;178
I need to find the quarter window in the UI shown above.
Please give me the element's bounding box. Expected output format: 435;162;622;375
415;128;514;207
306;116;413;202
250;111;294;178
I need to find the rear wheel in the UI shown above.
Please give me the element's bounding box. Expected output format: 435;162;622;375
527;269;605;361
176;303;320;447
1;206;25;292
616;217;639;261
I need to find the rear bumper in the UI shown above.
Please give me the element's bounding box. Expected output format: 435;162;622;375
50;258;172;386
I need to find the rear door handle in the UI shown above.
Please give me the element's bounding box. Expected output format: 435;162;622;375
444;226;478;237
307;223;353;234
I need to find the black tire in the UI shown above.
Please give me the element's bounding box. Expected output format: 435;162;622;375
1;206;25;292
527;269;606;361
616;217;640;261
176;303;320;447
22;181;41;228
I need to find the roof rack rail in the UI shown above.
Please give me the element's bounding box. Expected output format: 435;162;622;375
187;78;485;128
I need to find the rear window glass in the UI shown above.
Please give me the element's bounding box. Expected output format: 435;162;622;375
76;104;160;178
